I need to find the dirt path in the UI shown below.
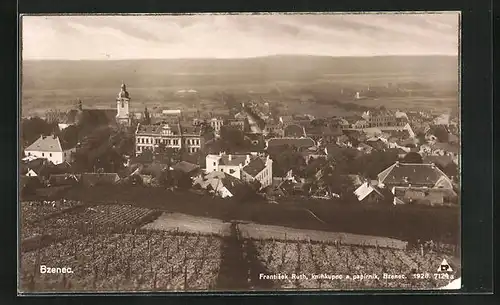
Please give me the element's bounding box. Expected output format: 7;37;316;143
215;223;250;291
215;222;277;291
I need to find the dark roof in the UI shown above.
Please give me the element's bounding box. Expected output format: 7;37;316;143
243;157;266;177
80;173;120;186
137;123;181;135
23;158;46;172
325;143;343;156
48;174;81;185
141;163;167;177
172;161;200;174
378;162;450;186
305;125;343;137
267;137;315;149
284;124;305;137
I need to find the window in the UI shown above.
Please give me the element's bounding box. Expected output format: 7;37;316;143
213;162;216;166
220;169;223;172
28;152;31;156
63;152;66;157
42;153;44;157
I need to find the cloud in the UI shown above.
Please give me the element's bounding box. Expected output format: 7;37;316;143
21;13;460;60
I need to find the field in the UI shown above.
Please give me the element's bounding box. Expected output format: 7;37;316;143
251;239;460;290
21;56;459;117
19;201;460;292
20;233;223;292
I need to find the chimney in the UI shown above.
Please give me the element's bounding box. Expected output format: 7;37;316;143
228;154;232;161
246;155;251;165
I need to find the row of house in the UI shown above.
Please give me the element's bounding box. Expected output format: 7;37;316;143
354;162;457;206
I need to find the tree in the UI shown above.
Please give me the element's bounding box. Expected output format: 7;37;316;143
403;152;423;164
430;126;449;143
268;145;306;177
443;163;459;179
21;117;59;146
172;171;193;189
416;132;427;145
220;125;247;152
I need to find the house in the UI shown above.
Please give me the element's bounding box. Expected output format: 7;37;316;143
227;118;249;132
284;124;306;137
193;171;242;198
377;162;455;191
172;161;201;177
354;182;385;203
335;135;352;147
301;147;327;164
430;143;459;157
24;135;76;165
80;173;120;187
304;123;343;143
26;169;38;177
392;186;457;206
357;143;373;154
365;138;387;151
387;147;409;159
135;121;213;156
266;137;316;152
205;153;273;189
208;118;224;135
423;156;455;168
48;174;81;186
353;120;369;129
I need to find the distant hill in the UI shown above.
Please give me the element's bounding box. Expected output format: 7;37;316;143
22;55;458;91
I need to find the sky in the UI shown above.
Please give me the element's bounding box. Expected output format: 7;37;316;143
22;13;460;60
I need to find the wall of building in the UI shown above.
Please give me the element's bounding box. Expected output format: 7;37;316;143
25;150;64;165
219;165;242;179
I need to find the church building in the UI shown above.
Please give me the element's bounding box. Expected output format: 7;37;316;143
116;82;131;126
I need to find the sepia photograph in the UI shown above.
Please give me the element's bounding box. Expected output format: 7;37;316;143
18;12;461;293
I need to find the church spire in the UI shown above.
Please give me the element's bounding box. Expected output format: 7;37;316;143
118;81;129;99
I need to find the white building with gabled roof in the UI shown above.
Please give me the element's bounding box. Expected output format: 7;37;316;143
24;135;76;165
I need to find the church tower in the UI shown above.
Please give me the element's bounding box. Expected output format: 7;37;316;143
116;82;131;126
